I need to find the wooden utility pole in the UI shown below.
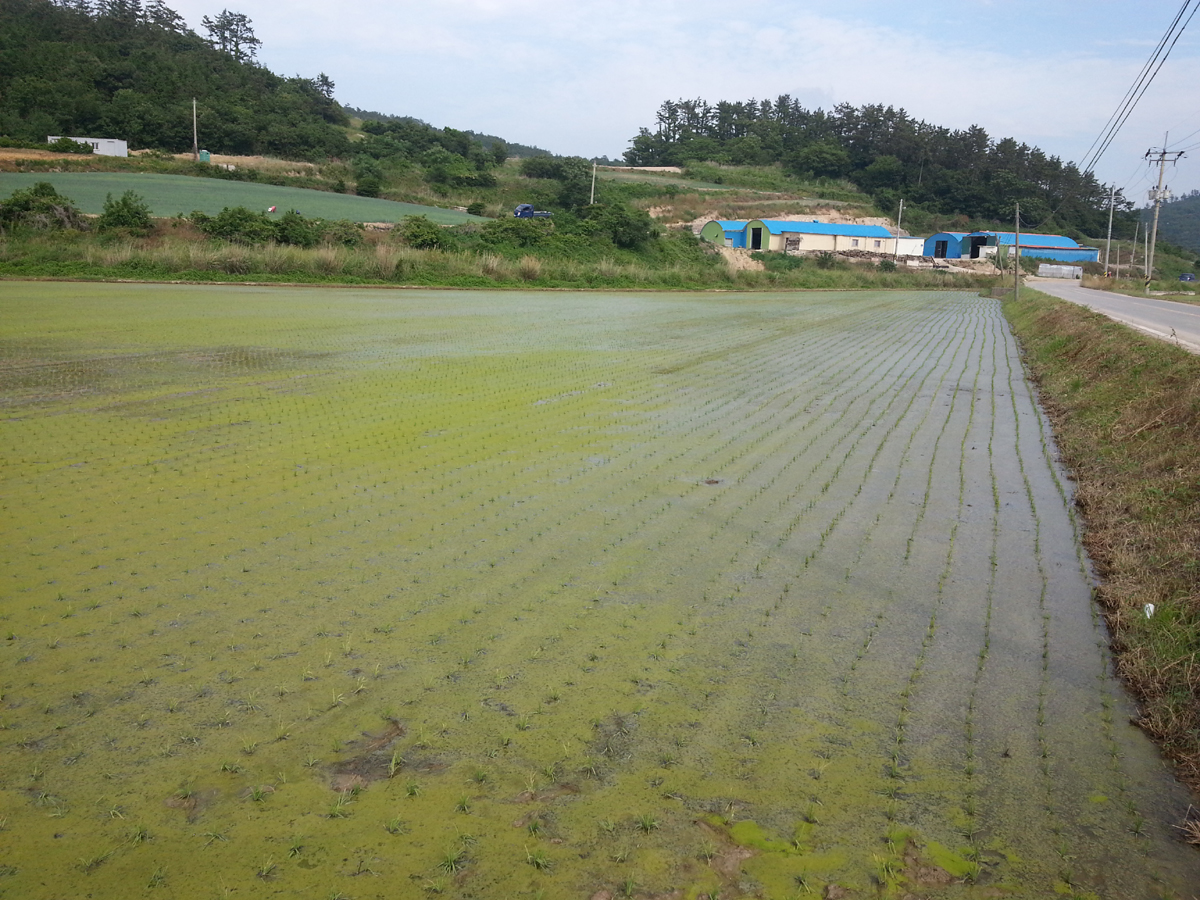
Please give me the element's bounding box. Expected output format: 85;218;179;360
1104;183;1115;275
1131;221;1139;279
1144;136;1185;289
192;98;199;162
1014;202;1021;298
893;198;904;262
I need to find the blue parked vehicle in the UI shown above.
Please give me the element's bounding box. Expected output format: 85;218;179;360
1180;273;1196;282
513;204;552;219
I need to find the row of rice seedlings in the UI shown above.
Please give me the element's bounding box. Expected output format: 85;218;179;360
615;297;986;876
680;296;996;887
998;314;1094;887
867;309;986;853
998;314;1163;890
436;303;960;844
1017;333;1158;852
832;303;987;702
0;292;700;830
451;303;916;739
957;310;1003;853
248;297;907;816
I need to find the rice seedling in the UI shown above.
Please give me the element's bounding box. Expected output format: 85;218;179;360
437;847;466;874
327;792;352;819
525;846;551;870
385;816;408;835
78;849;113;873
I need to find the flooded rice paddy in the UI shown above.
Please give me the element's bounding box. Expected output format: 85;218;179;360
1;282;1198;899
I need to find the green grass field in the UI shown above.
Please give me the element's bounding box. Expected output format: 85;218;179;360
0;173;481;224
2;283;1197;899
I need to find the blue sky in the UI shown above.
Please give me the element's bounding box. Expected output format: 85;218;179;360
170;1;1200;198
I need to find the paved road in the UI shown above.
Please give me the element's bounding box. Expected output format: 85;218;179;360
1030;279;1200;353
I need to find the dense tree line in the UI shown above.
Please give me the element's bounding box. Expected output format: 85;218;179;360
352;118;506;193
626;96;1138;237
341;107;553;160
0;0;349;159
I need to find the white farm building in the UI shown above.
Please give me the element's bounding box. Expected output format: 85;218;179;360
47;136;128;157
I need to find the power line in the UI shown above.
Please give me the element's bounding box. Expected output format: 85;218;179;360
1166;122;1200;150
1080;0;1200;175
1078;0;1191;173
1026;0;1198;231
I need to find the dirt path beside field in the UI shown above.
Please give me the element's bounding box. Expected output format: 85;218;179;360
0;148;84;162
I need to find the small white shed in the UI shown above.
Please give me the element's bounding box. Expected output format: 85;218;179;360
47;136;128;157
1037;264;1083;280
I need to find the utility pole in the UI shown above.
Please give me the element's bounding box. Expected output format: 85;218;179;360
589;161;597;206
1144;136;1185;289
893;198;904;262
1014;202;1021;298
192;98;199;162
1104;183;1115;275
1131;221;1139;280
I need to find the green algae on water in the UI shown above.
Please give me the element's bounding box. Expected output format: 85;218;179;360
1;282;1197;899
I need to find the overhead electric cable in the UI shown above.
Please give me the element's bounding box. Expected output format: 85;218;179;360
1077;0;1191;172
1081;0;1200;174
1027;0;1198;231
1166;122;1200;149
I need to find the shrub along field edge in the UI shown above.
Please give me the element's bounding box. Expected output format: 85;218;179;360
1004;287;1200;790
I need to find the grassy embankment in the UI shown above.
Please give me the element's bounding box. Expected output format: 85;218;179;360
0;226;997;290
0;150;884;224
1004;288;1200;791
0;152;1007;289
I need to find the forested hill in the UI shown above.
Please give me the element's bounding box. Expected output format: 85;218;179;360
627;97;1136;238
0;0;350;159
341;107;551;159
1151;191;1200;257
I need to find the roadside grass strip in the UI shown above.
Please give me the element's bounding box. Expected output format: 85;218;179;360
1;283;1197;898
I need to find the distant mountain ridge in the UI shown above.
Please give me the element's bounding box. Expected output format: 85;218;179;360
342;106;552;159
1148;191;1200;257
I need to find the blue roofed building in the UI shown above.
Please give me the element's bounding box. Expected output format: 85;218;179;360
923;232;969;259
961;232;1099;263
699;220;748;248
743;219;896;253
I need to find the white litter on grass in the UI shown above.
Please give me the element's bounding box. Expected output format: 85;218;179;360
1145;603;1156;618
